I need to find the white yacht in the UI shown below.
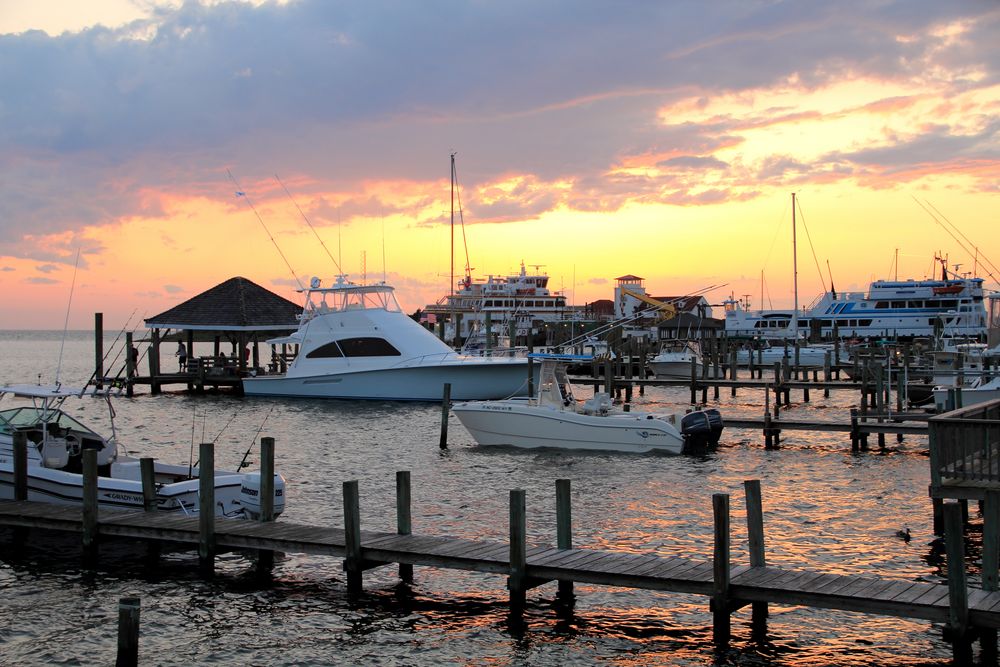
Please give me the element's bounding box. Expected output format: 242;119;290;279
452;355;723;454
735;342;833;368
242;276;538;400
0;383;284;518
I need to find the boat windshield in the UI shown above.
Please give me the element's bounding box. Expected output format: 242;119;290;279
0;407;99;436
303;279;402;316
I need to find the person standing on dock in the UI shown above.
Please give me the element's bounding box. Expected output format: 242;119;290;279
176;341;187;372
130;345;140;375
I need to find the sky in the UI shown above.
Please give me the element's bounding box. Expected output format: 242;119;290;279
0;0;998;330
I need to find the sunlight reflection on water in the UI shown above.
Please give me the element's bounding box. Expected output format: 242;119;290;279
0;333;964;665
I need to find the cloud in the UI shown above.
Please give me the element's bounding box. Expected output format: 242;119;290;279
25;276;59;284
35;263;59;273
163;284;184;294
0;0;997;256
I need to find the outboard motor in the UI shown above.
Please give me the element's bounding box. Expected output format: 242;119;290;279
238;472;287;520
680;408;725;453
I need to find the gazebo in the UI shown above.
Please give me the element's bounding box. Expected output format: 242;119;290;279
143;277;302;390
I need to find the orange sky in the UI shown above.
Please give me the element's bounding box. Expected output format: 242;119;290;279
1;2;998;330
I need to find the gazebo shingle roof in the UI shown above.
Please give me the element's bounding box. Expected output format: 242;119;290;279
144;277;302;331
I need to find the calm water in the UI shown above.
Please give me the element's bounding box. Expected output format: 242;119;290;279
0;331;975;665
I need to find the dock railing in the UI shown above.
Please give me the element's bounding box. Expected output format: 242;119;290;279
929;398;1000;496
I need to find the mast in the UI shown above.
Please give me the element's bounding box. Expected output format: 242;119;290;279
792;192;799;338
450;153;457;344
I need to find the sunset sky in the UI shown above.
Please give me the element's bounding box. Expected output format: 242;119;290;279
1;1;998;330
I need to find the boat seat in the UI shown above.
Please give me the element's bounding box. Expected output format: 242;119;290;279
40;435;70;469
581;392;613;416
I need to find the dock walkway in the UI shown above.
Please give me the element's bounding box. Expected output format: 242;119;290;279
2;496;999;637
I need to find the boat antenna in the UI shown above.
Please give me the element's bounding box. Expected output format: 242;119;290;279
55;248;81;389
274;173;344;276
228;169;304;290
188;404;197;479
381;211;387;284
239;405;274;470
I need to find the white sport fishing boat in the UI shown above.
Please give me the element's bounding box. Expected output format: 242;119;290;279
933;376;1000;411
452;355;723;454
0;383;284;518
735;342;832;368
243;276;537;400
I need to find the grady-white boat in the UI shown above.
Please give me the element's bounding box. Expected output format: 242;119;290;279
933;376;1000;412
242;276;537;400
452;355;723;454
0;383;284;518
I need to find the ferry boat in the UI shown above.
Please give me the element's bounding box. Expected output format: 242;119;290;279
724;275;987;340
423;262;568;345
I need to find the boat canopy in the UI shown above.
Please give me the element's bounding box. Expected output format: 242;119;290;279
301;277;402;316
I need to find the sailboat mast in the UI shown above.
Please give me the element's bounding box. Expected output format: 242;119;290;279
791;192;799;337
449;153;457;343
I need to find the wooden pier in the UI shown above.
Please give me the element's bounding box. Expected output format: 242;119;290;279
1;473;998;662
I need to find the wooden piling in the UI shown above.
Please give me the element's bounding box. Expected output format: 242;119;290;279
13;431;28;501
556;479;573;599
439;383;451;449
943;501;972;663
343;480;363;595
509;488;527;610
116;596;140;667
82;449;98;550
983;490;999;661
94;312;104;390
689;357;697;405
744;480;768;622
139;458;157;511
258;437;276;573
397;471;413;582
198;442;215;570
712;493;731;646
125;331;135;397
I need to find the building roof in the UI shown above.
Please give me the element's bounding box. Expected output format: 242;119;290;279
615;275;644;281
656;313;724;332
650;295;708;313
144;277;303;331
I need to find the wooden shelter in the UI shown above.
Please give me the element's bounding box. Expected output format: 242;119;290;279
141;277;302;393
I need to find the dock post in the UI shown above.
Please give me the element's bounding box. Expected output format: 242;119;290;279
149;329;161;395
94;312;104;390
730;348;738;397
764;411;774;449
343;480;363;596
744;480;768;625
555;479;573;600
982;490;1000;661
508;489;527;612
116;596;140;667
139;458;157;511
439;383;451;449
125;331;135;397
711;493;731;646
198;442;215;572
689;357;697;405
82;449;98;551
13;431;28;501
396;471;413;582
943;501;973;664
257;437;276;573
849;408;860;452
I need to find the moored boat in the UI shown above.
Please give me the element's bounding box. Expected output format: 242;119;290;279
452;355;723;454
0;383;284;518
242;276;538;400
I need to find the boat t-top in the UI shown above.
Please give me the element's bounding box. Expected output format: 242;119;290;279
0;383;284;517
242;275;538;401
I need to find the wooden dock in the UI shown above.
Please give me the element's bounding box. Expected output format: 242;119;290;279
1;476;997;662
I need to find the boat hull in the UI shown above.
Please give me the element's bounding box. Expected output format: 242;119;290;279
0;457;285;518
452;401;685;454
650;360;721;380
243;362;537;401
735;347;830;368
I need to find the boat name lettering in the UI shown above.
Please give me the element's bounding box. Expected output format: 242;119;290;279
483;405;513;412
103;492;141;502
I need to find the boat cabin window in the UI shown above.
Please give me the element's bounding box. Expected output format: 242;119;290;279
306;342;345;358
891;301;905;308
338;337;401;357
875;301;889;309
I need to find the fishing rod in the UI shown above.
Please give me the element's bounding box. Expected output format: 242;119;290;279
79;308;138;393
275;173;344;276
55;249;81;389
239;406;274;470
228;169;305;291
